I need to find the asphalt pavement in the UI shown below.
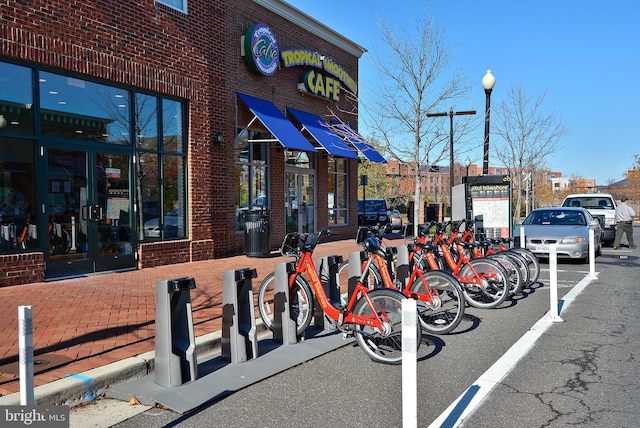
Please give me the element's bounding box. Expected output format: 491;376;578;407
1;227;638;427
98;238;638;428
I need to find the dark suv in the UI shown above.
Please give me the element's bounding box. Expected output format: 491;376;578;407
358;199;390;226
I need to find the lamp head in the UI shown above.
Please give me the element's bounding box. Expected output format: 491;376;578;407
482;70;496;91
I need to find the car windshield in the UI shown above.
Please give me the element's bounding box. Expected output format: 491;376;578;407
358;200;387;211
562;197;613;210
523;210;587;226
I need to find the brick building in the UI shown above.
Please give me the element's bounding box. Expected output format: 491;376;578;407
0;0;379;286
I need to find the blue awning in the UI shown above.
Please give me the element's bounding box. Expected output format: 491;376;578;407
286;108;359;159
333;122;387;163
236;93;317;152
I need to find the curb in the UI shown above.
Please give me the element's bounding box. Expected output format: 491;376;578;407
0;329;229;407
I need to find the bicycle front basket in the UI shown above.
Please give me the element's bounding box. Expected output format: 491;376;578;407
280;232;300;256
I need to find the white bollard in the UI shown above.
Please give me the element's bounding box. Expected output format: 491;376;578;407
19;305;35;405
71;216;77;251
402;298;417;428
588;229;597;279
548;245;564;323
520;226;525;248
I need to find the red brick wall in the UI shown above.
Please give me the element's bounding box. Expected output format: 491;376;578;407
139;240;191;268
0;253;45;288
0;0;361;282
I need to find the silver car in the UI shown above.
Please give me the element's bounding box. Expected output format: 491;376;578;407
390;209;403;230
513;207;602;262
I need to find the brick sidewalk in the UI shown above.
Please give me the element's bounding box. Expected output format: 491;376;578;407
0;237;380;397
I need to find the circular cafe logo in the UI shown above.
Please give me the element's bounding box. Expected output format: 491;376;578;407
244;23;279;76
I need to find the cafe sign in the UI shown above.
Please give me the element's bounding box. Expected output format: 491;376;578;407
244;23;279;76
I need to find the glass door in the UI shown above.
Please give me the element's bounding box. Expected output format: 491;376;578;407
285;171;315;234
44;147;135;278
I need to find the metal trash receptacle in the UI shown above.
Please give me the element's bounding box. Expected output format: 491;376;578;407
243;210;271;257
154;277;198;388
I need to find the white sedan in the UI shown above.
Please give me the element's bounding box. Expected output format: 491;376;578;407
513;207;602;262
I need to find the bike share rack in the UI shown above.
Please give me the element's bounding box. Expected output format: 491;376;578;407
154;277;198;388
221;268;258;363
107;264;352;414
395;244;410;288
273;261;298;345
313;255;342;330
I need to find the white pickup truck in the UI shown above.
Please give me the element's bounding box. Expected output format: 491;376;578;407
561;193;617;245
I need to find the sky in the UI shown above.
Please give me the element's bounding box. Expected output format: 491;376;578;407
284;0;639;185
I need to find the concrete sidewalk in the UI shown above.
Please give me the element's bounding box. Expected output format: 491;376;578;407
0;236;376;406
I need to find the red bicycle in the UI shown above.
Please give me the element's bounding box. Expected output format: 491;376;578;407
257;229;420;364
460;218;540;287
338;226;465;334
412;221;510;309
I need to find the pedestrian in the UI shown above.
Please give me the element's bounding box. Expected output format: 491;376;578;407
613;196;636;249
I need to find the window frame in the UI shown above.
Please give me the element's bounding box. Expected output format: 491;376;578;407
156;0;187;13
328;157;348;226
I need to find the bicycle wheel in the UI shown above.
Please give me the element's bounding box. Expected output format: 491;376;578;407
501;250;531;291
488;253;524;296
352;288;420;364
409;270;465;334
459;258;510;309
257;273;314;336
509;247;540;286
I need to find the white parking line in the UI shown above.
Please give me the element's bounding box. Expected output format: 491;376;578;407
428;273;595;428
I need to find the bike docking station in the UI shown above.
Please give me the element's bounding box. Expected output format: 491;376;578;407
221;268;259;363
107;261;354;414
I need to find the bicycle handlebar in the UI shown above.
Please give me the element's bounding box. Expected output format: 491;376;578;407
301;229;331;252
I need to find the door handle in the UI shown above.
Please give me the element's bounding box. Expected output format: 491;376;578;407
89;205;103;222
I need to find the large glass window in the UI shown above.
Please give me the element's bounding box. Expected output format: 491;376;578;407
0;60;188;252
162;99;183;153
235;134;269;232
0;138;36;250
136;96;187;241
135;93;159;150
328;157;348;225
39;71;130;144
0;62;34;135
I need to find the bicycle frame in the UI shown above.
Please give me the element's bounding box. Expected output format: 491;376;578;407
415;223;490;287
292;245;389;330
366;250;436;303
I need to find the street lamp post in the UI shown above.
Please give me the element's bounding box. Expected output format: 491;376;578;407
464;156;472;221
482;70;496;175
464;156;471;178
427;107;476;218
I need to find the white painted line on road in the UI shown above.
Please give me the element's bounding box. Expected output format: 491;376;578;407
429;273;595;428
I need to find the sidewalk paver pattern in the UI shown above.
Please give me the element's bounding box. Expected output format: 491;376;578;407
0;238;368;397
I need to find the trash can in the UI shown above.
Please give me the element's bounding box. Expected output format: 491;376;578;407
243;209;271;257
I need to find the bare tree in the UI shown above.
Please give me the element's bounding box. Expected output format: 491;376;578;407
366;11;478;224
326;7;475;225
493;83;569;220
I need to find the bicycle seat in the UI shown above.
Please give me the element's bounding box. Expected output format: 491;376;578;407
364;237;387;258
415;242;438;252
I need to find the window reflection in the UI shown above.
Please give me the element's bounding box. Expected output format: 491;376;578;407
0;139;36;250
39;71;131;144
0;62;34;135
136;94;159;150
162;99;183;153
234;133;269;232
